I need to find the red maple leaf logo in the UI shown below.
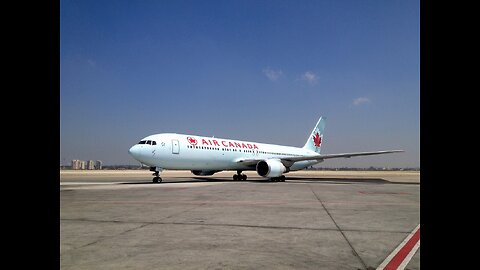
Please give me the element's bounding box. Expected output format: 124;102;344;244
312;132;322;147
187;137;198;145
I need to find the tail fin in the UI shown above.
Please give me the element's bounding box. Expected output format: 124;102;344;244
303;117;326;154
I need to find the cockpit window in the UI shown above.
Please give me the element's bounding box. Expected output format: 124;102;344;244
138;140;156;145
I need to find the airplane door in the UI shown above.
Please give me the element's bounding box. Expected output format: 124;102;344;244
172;140;180;154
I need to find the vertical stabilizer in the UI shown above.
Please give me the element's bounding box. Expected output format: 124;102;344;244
303;117;326;153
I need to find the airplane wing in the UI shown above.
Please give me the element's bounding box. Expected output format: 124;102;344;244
236;150;404;167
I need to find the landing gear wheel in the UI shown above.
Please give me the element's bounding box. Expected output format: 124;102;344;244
234;170;246;181
152;177;163;183
269;176;285;182
151;168;162;183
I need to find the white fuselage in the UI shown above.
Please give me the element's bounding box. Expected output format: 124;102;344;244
128;133;320;172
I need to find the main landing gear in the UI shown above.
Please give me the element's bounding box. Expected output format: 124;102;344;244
233;170;247;181
270;175;286;182
150;167;163;183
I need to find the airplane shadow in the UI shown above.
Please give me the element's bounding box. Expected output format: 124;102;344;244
191;177;273;183
118;177;391;185
118;178;233;185
284;177;391;184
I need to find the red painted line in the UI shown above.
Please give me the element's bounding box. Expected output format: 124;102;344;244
384;228;420;270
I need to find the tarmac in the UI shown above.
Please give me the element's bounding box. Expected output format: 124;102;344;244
60;170;420;270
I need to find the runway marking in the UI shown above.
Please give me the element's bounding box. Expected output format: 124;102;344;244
358;191;410;195
68;199;417;207
376;224;420;270
60;181;225;190
60;182;124;185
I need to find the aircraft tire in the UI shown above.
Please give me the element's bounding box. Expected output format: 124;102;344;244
242;174;247;181
233;175;238;181
153;177;159;183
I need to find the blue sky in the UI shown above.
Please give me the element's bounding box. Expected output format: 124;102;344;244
60;0;419;167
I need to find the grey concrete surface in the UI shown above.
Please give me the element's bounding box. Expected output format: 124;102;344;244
60;170;420;270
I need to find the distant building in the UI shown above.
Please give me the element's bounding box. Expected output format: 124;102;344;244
87;160;95;170
71;159;82;170
95;160;103;170
71;159;103;170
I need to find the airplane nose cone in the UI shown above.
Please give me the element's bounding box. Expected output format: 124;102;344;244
128;145;140;159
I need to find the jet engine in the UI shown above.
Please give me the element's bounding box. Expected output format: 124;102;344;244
256;159;288;178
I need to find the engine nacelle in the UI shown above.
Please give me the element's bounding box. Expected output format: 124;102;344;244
256;159;288;178
191;170;221;176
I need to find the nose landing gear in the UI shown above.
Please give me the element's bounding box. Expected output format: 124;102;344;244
150;167;163;183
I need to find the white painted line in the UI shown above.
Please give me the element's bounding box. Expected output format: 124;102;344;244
60;182;122;185
60;182;226;190
397;240;420;270
377;224;420;270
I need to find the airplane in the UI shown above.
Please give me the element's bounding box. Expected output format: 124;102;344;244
128;117;403;183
